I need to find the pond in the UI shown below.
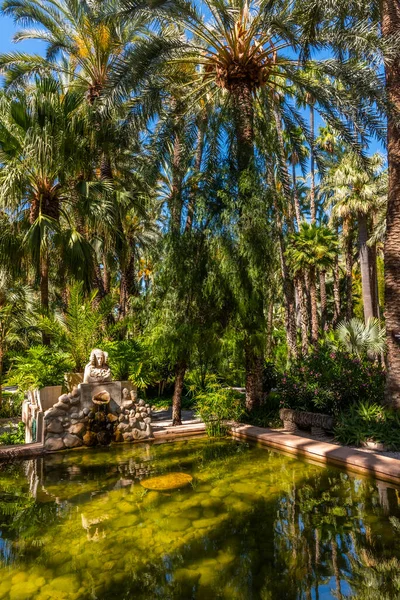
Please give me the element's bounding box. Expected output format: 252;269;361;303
0;437;400;599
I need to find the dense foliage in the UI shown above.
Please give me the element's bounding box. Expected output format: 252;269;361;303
277;349;386;416
0;0;399;434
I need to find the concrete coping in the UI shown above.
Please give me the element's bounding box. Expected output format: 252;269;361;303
230;424;400;486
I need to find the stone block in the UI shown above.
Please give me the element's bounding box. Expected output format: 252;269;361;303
45;436;65;451
63;433;82;448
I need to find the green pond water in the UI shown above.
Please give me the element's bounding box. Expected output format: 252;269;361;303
1;438;400;600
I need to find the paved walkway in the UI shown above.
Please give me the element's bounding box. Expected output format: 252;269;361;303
231;424;400;485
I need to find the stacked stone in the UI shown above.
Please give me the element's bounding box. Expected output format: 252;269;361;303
44;388;89;451
115;399;152;442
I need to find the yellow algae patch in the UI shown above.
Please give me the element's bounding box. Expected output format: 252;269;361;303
140;472;193;491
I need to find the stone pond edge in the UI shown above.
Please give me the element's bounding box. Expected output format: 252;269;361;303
230;424;400;486
2;421;400;488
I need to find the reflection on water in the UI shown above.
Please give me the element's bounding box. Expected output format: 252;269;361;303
0;438;400;599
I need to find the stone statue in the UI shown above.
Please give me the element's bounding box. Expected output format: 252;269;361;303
83;349;112;384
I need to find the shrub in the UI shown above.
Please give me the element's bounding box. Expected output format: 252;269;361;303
195;387;246;437
277;349;385;416
7;346;74;392
243;392;282;428
334;402;400;450
0;422;25;446
0;391;24;419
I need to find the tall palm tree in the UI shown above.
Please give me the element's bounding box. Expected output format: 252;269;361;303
286;223;338;346
324;152;385;324
382;0;400;407
0;79;94;332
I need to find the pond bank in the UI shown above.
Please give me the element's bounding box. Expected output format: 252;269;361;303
231;424;400;485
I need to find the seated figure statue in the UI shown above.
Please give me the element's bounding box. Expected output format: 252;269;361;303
83;349;112;384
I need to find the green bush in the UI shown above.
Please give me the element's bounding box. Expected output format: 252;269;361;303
243;392;282;428
0;391;24;419
7;346;74;392
195;387;246;437
277;349;385;416
334;402;400;450
0;422;25;446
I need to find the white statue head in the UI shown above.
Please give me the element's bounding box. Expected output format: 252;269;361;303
90;348;109;368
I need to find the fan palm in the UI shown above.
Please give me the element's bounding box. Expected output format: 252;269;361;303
335;317;386;358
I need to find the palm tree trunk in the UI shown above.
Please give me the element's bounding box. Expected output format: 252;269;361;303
343;217;353;320
333;250;341;327
231;82;254;173
295;276;309;355
245;345;264;411
276;230;298;359
369;243;380;318
309;266;319;346
310;104;316;224
40;251;50;345
185;114;206;232
383;0;400;407
357;213;374;322
319;270;327;331
103;253;110;295
292;163;302;227
170;133;183;234
266;302;274;358
172;360;186;426
119;253;136;319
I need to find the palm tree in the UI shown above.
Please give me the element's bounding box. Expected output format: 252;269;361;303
0;79;92;326
381;0;400;407
324;152;385;324
286;223;338;346
0;271;35;404
335;317;386;358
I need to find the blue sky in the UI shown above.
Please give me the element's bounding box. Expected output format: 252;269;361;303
0;13;385;158
0;15;45;54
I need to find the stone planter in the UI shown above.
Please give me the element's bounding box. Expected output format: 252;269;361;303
279;408;334;435
283;420;298;433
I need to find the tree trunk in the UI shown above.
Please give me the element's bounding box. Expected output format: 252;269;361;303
245;345;264;411
319;270;327;331
231;82;254;173
292;163;302;228
343;217;353;320
266;302;274;358
40;251;50;345
276;232;298;359
369;243;380;318
93;263;106;301
172;361;186;426
295;275;309;355
357;213;374;322
185;114;206;232
310;104;316;224
309;266;319;346
383;0;400;407
170;133;183;234
103;253;110;295
119;253;136;319
333;252;341;327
